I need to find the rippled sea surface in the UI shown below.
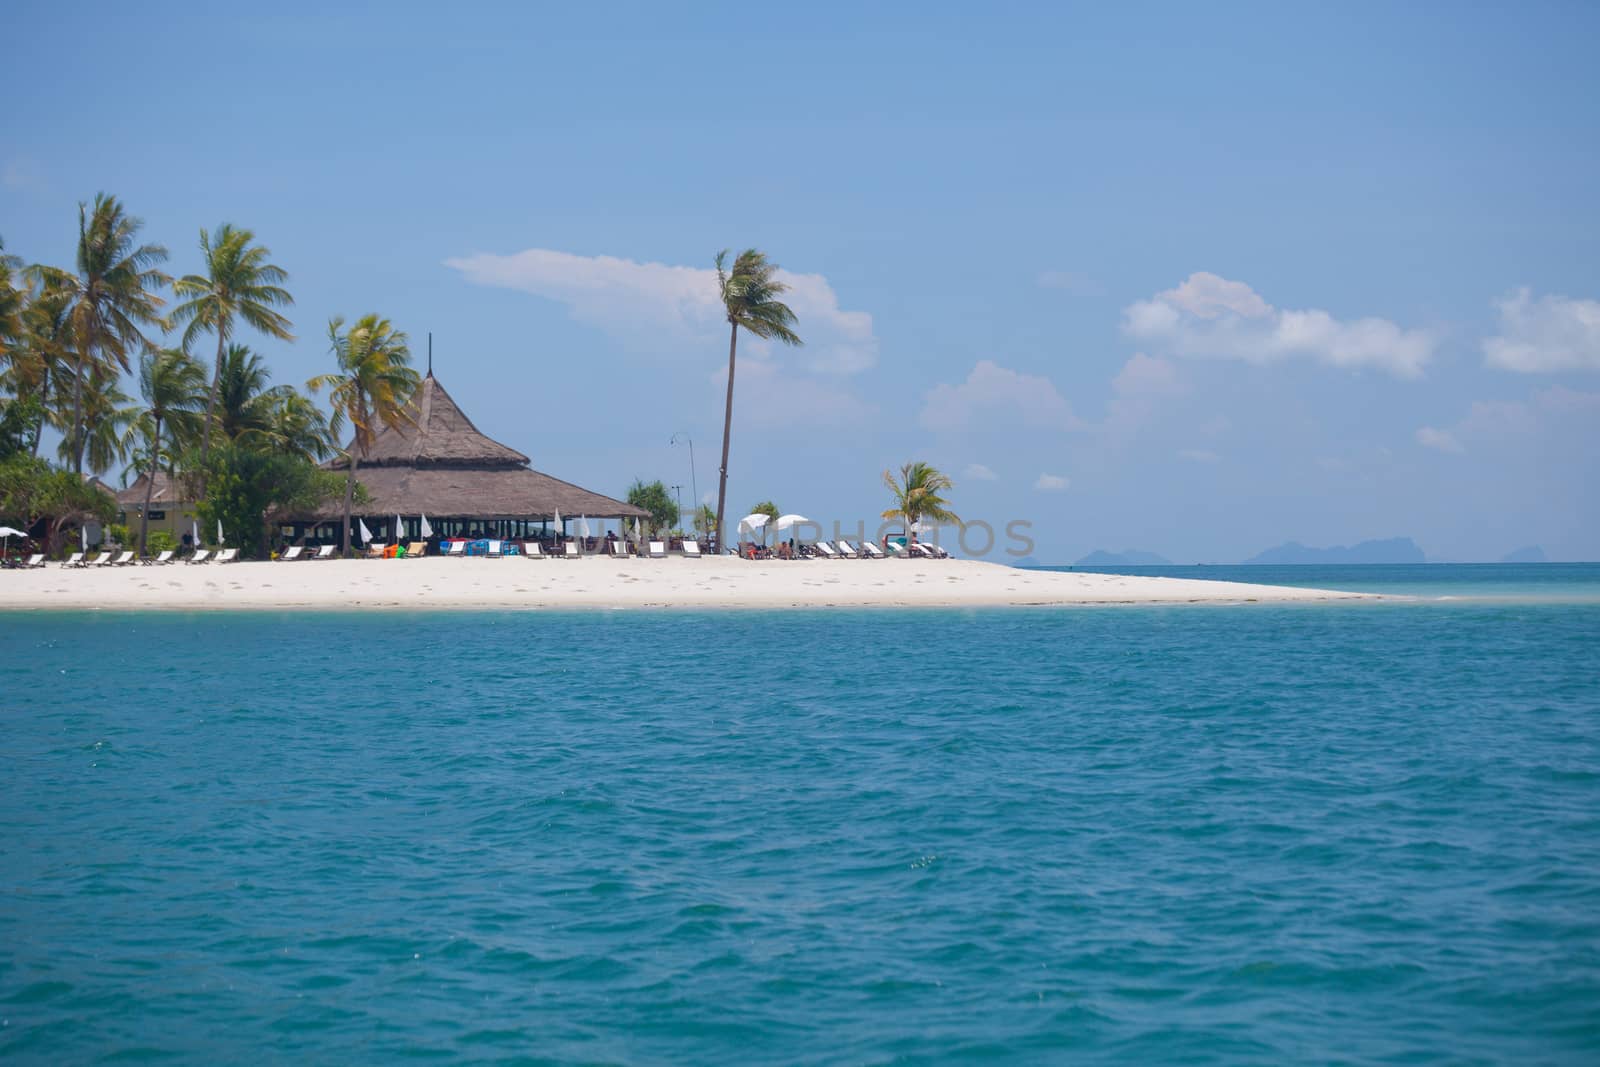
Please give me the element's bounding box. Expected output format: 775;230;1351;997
4;596;1599;1063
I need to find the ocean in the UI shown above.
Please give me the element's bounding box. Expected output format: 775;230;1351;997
3;565;1598;1063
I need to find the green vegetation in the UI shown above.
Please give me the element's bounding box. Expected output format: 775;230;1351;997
626;479;679;537
749;499;780;546
0;454;114;553
131;348;207;552
191;441;351;560
309;315;419;557
713;249;802;549
882;462;959;541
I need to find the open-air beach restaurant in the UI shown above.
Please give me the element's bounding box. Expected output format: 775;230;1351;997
278;373;648;551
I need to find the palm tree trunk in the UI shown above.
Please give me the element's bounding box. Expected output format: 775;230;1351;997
341;454;359;558
138;416;160;555
713;321;738;554
70;351;86;474
199;330;225;495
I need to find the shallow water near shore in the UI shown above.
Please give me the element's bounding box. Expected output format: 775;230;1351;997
3;598;1598;1063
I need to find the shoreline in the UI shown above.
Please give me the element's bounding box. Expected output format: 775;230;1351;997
0;556;1380;612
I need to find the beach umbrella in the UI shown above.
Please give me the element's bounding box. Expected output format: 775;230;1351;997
358;518;373;544
420;513;433;539
394;513;403;541
217;519;225;545
190;519;198;548
776;513;809;553
82;526;88;552
634;517;643;549
0;525;25;557
553;509;563;539
578;515;591;539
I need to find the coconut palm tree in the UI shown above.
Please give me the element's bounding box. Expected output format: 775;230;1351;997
27;195;170;473
0;237;23;363
712;249;802;551
882;462;959;548
169;224;294;477
213;343;276;443
131;348;207;552
55;368;139;477
307;314;419;557
248;387;336;463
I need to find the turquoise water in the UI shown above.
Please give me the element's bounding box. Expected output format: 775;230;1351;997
1037;561;1600;602
3;578;1599;1062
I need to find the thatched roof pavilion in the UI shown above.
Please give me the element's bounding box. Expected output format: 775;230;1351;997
286;373;646;540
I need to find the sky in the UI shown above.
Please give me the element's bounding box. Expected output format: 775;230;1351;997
4;1;1598;562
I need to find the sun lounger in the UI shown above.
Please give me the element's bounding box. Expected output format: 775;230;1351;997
279;546;304;561
406;541;427;558
215;548;238;563
364;543;386;559
888;541;911;558
186;549;212;565
61;552;84;568
837;540;859;558
92;551;117;567
443;540;465;557
681;539;702;558
310;544;335;560
141;550;175;565
811;541;838;559
563;541;580;559
648;540;666;559
862;541;886;559
523;542;545;559
24;553;46;568
609;540;629;558
111;551;137;566
915;543;948;559
486;539;504;557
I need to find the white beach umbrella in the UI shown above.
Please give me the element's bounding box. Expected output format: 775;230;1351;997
553;509;562;538
82;525;88;552
578;515;591;539
420;513;433;538
738;512;771;550
190;519;198;548
634;517;643;547
394;513;403;541
358;518;373;544
0;525;25;555
217;519;226;545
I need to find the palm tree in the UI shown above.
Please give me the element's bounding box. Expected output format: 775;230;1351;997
169;224;294;477
882;462;959;548
0;237;23;364
213;343;276;443
131;348;207;552
307;315;419;557
713;249;801;551
27;195;170;473
56;368;139;477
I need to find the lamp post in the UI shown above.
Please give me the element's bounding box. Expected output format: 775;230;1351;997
670;432;700;538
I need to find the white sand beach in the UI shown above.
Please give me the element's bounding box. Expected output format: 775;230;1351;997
0;556;1377;611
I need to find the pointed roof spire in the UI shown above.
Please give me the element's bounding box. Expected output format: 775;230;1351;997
355;375;529;468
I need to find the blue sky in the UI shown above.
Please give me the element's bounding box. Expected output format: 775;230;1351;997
5;2;1598;561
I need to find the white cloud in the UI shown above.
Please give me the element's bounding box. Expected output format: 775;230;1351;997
963;462;998;481
1;158;42;190
919;360;1079;431
1178;448;1220;463
1111;352;1182;396
1035;473;1070;491
1124;271;1435;378
444;247;877;375
1415;426;1465;454
710;358;876;430
1483;288;1600;373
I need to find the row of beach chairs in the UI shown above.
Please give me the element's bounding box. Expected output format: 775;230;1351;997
51;548;240;568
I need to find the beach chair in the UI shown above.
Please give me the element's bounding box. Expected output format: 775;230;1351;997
523;542;545;559
648;540;666;559
862;541;886;559
487;539;503;557
406;541;427;558
187;549;212;565
112;551;137;566
310;544;336;560
60;552;84;568
92;551;117;567
141;550;175;565
215;548;239;563
681;539;702;558
888;541;911;558
364;543;386;559
609;540;629;558
837;540;860;559
24;553;45;568
279;546;304;561
813;540;839;559
916;543;948;559
563;541;580;559
443;540;465;558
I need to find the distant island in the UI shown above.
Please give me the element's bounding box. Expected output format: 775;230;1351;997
1500;546;1547;563
1242;537;1426;565
1076;549;1174;566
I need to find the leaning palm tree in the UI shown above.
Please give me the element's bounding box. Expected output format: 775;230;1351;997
246;387;336;463
169;224;294;476
307;315;419;557
882;462;959;547
713;249;801;551
131;348;207;552
27;195;170;472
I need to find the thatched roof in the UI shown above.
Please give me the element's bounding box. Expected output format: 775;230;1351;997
116;472;188;508
298;374;647;521
334;374;529;469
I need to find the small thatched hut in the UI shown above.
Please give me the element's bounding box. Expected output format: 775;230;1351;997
280;373;647;545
